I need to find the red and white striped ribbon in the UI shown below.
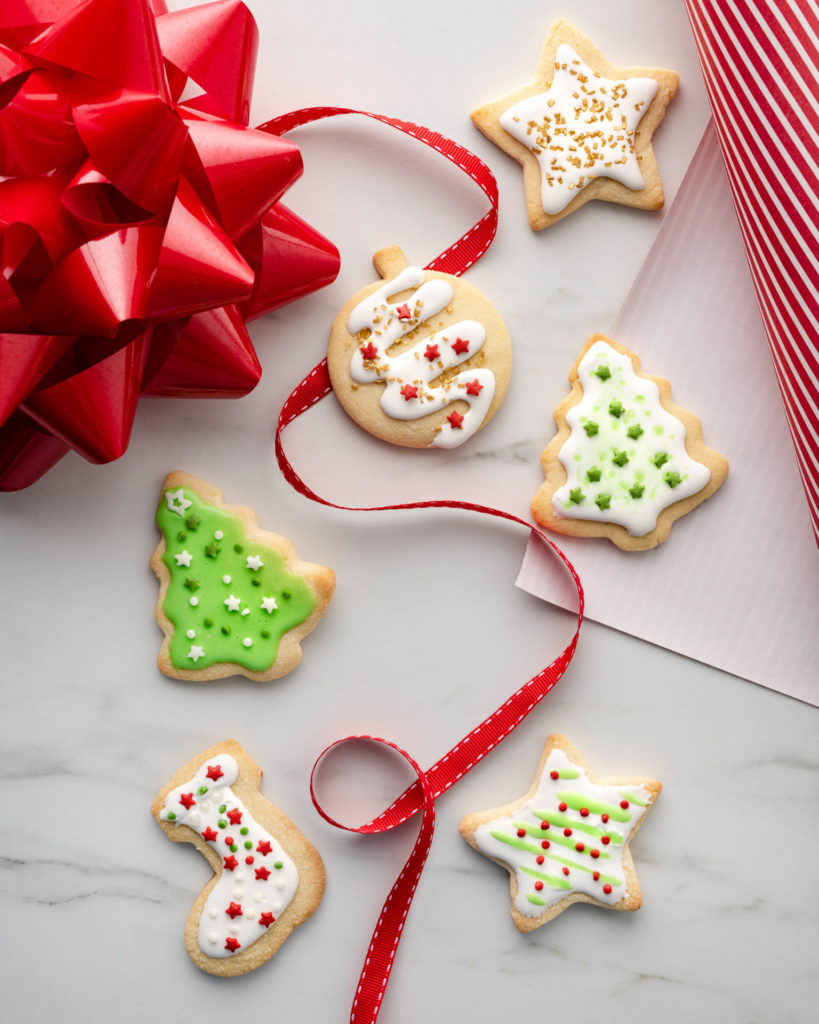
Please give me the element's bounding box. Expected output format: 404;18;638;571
685;0;819;545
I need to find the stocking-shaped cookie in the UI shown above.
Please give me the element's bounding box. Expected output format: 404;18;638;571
327;246;512;449
153;741;325;976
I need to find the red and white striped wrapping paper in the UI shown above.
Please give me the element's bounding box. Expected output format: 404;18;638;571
685;0;819;545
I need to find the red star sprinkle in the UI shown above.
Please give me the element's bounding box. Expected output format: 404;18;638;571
400;384;419;401
257;840;272;856
424;344;440;361
178;792;196;809
447;410;464;429
360;342;378;360
223;855;238;871
226;809;242;825
465;379;483;396
452;337;470;355
255;866;271;881
225;902;243;919
396;303;412;320
259;912;275;928
201;827;219;842
206;765;224;782
225;937;241;952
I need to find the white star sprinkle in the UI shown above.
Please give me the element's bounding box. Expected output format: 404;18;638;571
261;597;278;614
246;554;264;571
174;550;192;568
165;489;192;516
223;594;242;612
187;645;205;662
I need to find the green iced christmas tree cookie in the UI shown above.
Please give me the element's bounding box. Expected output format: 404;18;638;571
151;473;335;681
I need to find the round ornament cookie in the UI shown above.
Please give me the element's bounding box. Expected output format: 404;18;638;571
153;740;325;976
327;246;512;449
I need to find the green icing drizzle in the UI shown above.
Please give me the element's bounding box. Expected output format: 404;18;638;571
526;894;547;906
557;768;580;779
519;866;572;889
556;791;631;822
490;830;542;855
512;821;611;858
157;488;316;672
618;791;647;807
529;810;623;844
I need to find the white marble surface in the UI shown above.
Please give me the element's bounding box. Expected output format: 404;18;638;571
1;1;817;1021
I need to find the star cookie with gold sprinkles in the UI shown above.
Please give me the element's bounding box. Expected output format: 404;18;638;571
470;20;679;230
459;735;661;931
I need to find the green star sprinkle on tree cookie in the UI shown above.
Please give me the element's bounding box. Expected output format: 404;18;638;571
151;472;335;681
531;335;728;550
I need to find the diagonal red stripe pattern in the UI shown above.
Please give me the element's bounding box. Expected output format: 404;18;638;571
685;0;819;545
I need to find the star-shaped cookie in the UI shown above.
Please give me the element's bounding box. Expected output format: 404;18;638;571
459;735;661;931
471;20;679;230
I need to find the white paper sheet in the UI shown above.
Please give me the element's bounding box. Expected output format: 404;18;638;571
517;123;819;706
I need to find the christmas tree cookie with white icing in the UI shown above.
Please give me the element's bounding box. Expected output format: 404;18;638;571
459;735;661;931
153;740;325;976
531;335;728;550
151;471;335;681
327;246;512;449
470;19;679;231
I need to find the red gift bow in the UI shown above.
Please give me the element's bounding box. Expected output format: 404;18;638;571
685;0;819;546
0;0;340;491
270;109;583;1024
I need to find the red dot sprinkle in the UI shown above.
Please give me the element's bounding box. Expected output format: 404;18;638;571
580;808;589;817
564;827;572;837
620;800;629;810
591;849;600;859
540;821;550;830
541;840;550;850
593;871;600;881
575;843;585;852
535;881;544;891
516;828;527;838
536;855;545;865
602;814;609;823
602;836;611;846
562;867;570;876
245;856;254;865
558;802;568;812
550;771;559;780
225;836;234;846
603;884;613;894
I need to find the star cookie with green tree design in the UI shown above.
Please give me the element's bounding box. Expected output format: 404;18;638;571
151;472;335;681
459;734;661;931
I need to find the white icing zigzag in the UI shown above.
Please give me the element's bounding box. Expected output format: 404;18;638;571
347;266;495;448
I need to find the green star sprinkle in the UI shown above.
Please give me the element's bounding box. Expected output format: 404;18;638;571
183;577;199;591
612;450;629;467
176;531;187;542
583;421;599;437
569;488;585;504
627;424;644;439
652;451;669;468
593;364;611;381
204;542;221;558
629;483;645;499
595;493;612;510
185;514;200;531
608;399;625;418
664;471;682;488
587;466;602;483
